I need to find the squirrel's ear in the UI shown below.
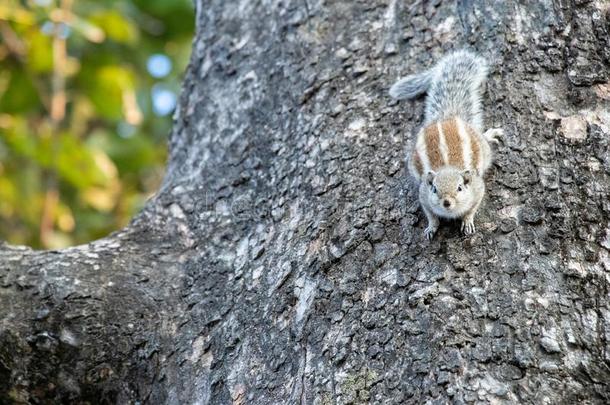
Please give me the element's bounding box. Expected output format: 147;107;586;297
462;170;473;185
426;171;436;185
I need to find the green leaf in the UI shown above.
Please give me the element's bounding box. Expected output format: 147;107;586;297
71;16;106;43
89;10;139;44
81;65;135;120
55;132;107;188
0;3;36;25
26;30;53;72
0;117;49;166
88;129;161;175
0;70;41;113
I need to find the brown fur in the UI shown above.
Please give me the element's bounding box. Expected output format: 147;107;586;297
467;126;480;170
424;124;442;170
442;119;464;168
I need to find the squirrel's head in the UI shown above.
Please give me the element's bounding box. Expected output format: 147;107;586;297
425;168;476;217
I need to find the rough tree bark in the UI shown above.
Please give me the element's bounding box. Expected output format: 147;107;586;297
1;0;610;403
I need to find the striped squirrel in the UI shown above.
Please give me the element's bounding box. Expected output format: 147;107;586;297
390;50;503;240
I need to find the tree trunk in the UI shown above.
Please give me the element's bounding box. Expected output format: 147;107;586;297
2;0;610;403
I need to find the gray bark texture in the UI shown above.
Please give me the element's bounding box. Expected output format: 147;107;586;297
2;0;610;403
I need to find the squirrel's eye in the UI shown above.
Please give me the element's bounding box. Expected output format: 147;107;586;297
431;186;437;194
457;186;463;192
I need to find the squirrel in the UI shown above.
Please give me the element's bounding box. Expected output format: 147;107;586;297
389;50;503;240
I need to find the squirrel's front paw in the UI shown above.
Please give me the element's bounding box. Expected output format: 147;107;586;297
461;219;476;235
424;225;438;240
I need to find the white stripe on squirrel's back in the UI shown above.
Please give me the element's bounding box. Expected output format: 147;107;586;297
456;118;473;169
441;119;463;168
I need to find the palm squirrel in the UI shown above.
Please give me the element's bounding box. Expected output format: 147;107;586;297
389;50;503;240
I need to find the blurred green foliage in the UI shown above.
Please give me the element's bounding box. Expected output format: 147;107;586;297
0;0;194;248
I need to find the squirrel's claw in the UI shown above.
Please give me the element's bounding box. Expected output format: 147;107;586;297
424;226;438;240
461;220;476;235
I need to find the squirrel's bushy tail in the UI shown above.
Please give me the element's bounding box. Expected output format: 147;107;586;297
388;70;433;100
390;50;488;132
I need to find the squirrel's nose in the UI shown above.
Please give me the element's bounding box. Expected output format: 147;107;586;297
443;200;451;208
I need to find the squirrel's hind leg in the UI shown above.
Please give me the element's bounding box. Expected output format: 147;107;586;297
483;128;504;144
